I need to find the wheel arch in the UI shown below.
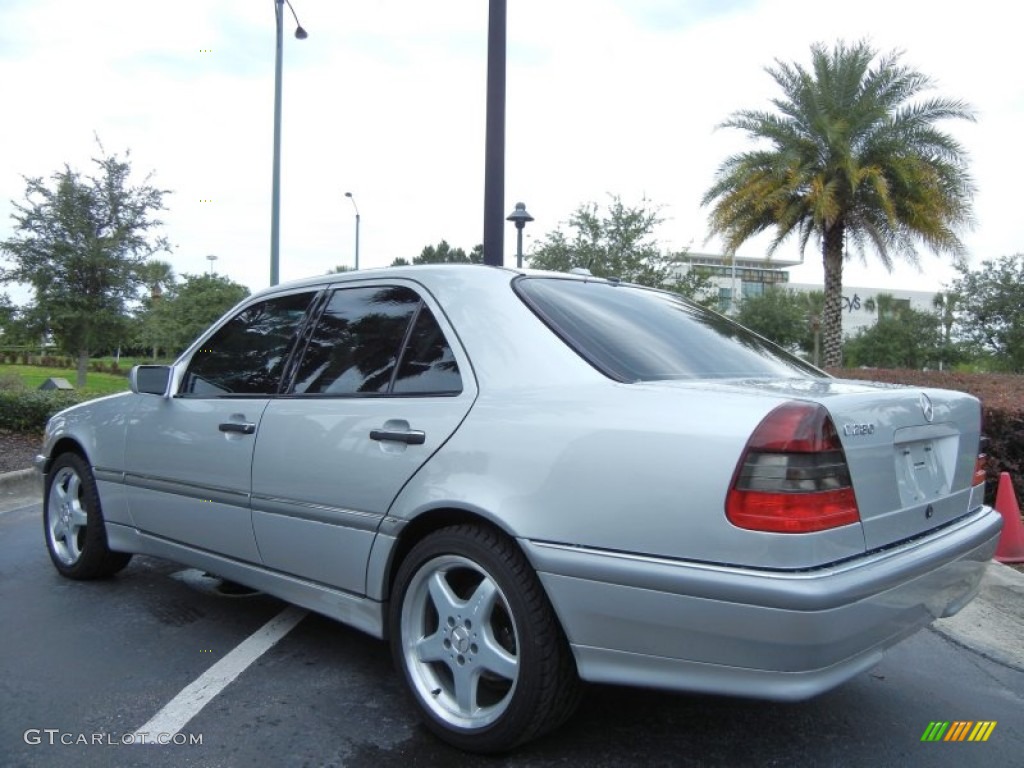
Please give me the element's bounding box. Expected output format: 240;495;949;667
376;506;524;635
42;437;90;477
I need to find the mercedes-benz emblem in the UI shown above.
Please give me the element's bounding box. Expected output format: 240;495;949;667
919;393;934;423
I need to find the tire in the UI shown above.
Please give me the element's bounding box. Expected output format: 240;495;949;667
389;524;580;753
44;453;132;580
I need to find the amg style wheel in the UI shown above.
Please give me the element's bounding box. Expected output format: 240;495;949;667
44;453;132;579
390;524;579;752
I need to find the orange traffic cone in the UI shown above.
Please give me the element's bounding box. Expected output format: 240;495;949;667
994;472;1024;564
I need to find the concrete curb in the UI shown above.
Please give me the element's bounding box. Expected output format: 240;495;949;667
0;468;39;503
933;560;1024;671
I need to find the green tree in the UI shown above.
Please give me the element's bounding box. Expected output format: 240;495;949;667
949;254;1024;372
390;240;484;267
147;273;249;356
0;145;170;386
0;293;15;339
703;40;975;368
843;305;943;369
528;197;683;288
669;263;717;308
736;288;819;355
132;260;179;359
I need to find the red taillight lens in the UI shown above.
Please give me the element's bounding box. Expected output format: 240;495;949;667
726;402;861;533
973;454;987;487
974;432;989;487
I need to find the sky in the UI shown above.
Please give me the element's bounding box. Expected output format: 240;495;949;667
1;0;1021;301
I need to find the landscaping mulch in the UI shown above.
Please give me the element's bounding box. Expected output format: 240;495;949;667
0;430;41;474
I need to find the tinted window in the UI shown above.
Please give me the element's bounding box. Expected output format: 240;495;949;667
182;292;315;396
516;277;821;382
293;286;420;395
393;306;462;394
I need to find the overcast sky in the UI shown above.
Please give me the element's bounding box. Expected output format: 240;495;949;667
1;0;1020;299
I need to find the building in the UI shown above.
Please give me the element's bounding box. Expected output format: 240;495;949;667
675;252;801;312
675;253;938;337
787;283;939;337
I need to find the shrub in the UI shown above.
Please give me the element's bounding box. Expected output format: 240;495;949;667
0;373;26;392
0;390;90;432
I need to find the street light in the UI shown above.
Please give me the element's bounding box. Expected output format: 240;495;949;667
345;192;360;270
206;253;218;276
269;0;308;287
730;252;739;313
483;0;507;266
506;202;533;269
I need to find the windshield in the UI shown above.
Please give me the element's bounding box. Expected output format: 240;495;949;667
515;277;823;382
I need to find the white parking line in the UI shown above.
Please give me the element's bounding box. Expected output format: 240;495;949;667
131;605;307;741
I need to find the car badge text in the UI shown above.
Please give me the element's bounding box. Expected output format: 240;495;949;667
843;423;875;437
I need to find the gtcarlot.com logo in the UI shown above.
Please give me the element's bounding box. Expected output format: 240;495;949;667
921;721;997;742
24;729;203;746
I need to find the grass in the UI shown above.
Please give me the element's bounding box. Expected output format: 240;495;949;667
0;364;130;395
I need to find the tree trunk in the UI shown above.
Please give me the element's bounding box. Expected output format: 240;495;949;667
76;350;89;389
821;224;845;368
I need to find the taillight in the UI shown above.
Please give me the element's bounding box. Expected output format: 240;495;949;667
726;402;861;533
974;435;989;487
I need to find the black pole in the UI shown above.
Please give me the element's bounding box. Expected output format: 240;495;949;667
482;0;506;267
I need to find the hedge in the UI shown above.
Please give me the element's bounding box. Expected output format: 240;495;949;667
0;390;90;432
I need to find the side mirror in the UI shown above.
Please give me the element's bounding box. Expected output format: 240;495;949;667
130;365;172;396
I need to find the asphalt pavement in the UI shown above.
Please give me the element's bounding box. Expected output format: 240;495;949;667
3;466;1023;674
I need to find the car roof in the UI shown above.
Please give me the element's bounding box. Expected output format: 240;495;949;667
248;264;615;300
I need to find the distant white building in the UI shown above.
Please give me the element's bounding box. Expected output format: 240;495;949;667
675;252;801;312
675;253;938;337
786;283;939;337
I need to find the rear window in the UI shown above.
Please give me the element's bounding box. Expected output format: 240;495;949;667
515;277;821;382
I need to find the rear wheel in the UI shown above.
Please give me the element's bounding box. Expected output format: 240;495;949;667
389;524;580;752
44;453;132;579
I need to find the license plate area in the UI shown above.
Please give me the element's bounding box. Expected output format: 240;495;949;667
894;435;956;506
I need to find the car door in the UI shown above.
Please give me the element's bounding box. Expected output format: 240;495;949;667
124;289;319;562
250;281;476;593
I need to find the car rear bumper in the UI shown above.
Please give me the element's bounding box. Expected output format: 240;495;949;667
521;505;1002;701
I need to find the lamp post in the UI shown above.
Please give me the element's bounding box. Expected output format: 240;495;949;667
482;0;507;266
206;253;218;276
505;202;533;269
730;253;739;314
269;0;308;286
345;192;360;270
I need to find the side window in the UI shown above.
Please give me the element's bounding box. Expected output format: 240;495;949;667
293;286;420;394
181;292;316;396
393;306;462;394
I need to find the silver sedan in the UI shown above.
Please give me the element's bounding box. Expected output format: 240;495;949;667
37;265;1002;752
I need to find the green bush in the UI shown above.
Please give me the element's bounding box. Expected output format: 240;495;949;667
0;390;90;432
0;373;25;392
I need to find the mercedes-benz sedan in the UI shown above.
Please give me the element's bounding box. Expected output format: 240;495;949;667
37;265;1002;752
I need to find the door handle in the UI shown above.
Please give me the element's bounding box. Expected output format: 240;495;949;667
369;428;426;445
219;422;256;435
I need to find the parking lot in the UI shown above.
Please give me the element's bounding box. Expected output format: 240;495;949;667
2;487;1023;767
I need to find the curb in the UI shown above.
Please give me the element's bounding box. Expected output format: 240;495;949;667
0;468;39;501
933;560;1024;671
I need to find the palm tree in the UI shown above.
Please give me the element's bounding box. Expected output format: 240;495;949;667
135;259;176;359
136;259;176;301
702;40;975;367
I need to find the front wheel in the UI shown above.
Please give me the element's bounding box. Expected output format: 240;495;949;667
44;453;132;580
389;524;580;752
